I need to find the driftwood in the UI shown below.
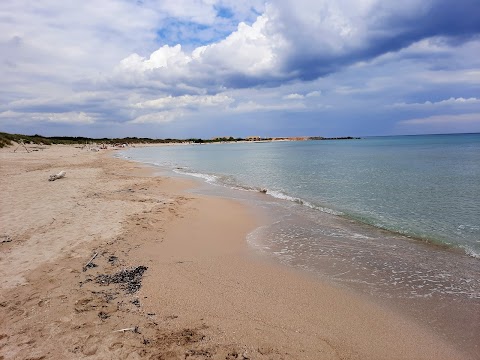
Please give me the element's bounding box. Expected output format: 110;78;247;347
49;171;66;181
114;326;138;333
14;140;30;153
83;252;98;271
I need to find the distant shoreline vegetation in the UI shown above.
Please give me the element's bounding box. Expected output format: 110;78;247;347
0;131;360;148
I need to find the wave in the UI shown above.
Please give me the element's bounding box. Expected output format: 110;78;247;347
173;168;218;184
463;246;480;259
265;190;344;215
173;168;345;217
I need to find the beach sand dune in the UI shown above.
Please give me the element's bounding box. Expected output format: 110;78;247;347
0;145;470;359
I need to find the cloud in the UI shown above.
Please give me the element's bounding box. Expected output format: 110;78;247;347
231;100;306;113
0;110;95;125
392;97;480;108
281;91;321;100
266;0;480;80
119;45;190;72
1;0;480;137
113;0;480;91
129;111;183;124
113;13;282;90
398;113;480;126
134;94;234;110
306;91;321;97
418;70;480;85
283;93;304;100
127;94;235;124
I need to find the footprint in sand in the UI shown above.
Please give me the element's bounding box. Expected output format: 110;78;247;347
80;335;98;356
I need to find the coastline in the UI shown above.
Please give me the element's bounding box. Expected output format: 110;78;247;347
0;144;472;359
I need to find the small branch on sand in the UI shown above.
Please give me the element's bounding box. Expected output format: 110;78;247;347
49;171;66;181
114;326;139;333
83;252;98;272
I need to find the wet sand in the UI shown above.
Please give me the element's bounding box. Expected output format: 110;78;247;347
0;144;472;359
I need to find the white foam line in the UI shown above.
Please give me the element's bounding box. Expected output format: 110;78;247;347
463;246;480;259
173;169;218;184
266;190;343;216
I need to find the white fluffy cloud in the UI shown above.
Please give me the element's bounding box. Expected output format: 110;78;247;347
393;97;480;108
119;45;190;72
283;93;304;100
134;94;233;109
193;14;280;75
115;13;281;90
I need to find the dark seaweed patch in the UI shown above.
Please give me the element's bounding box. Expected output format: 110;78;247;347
95;266;148;294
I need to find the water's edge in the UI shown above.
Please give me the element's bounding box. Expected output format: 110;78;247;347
116;149;480;359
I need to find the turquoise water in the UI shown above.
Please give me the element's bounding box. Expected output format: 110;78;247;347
120;135;480;355
119;134;480;301
121;133;480;257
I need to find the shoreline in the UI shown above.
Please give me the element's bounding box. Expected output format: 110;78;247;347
119;143;480;260
0;144;473;359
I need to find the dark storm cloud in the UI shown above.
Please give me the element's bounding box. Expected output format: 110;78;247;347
277;0;480;82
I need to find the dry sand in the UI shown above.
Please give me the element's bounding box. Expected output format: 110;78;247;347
0;144;472;359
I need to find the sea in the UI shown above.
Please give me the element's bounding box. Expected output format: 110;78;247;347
119;133;480;354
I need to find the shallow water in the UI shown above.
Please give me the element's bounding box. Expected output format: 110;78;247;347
120;134;480;257
119;134;480;357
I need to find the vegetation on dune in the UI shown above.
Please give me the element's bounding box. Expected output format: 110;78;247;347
0;131;359;148
0;132;53;148
0;132;245;148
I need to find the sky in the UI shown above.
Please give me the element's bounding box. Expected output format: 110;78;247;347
1;0;480;138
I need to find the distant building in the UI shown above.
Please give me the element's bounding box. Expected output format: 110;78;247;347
247;136;261;141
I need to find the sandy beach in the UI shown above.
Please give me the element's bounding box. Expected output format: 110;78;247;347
0;144;472;359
